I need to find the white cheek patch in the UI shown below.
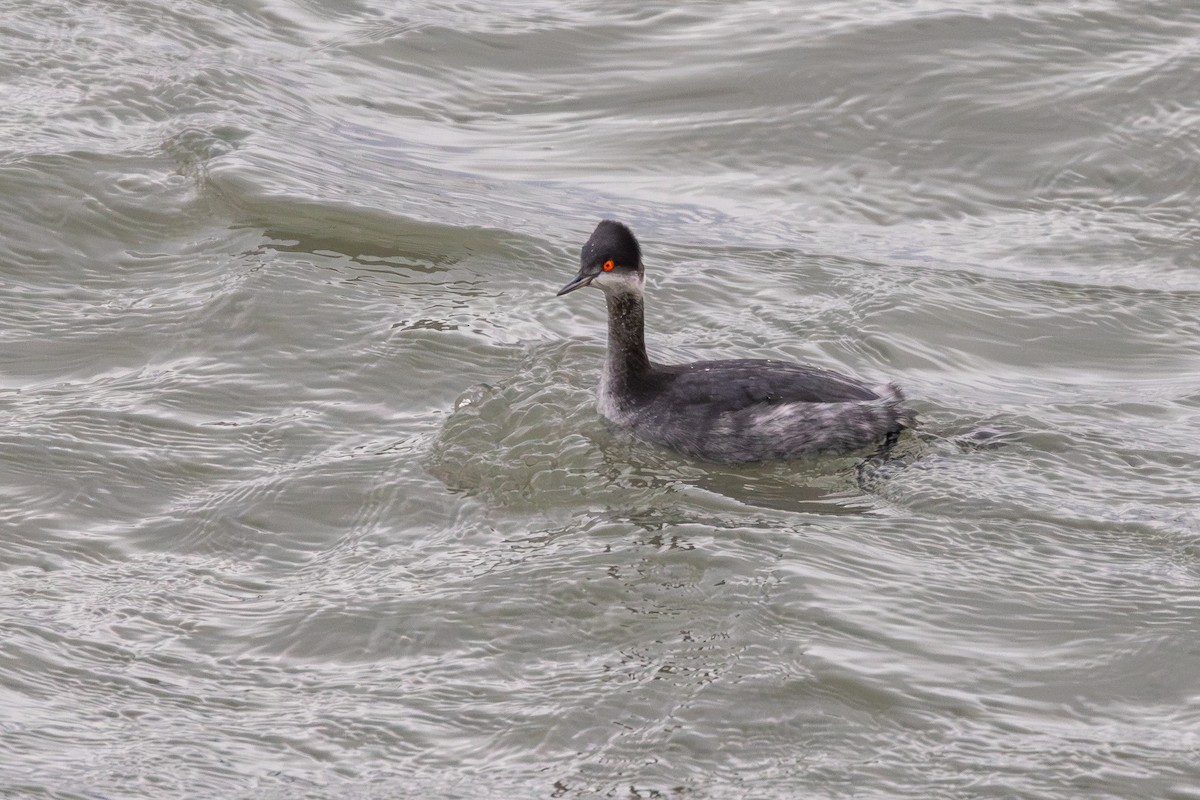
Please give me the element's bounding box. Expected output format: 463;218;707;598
591;270;643;294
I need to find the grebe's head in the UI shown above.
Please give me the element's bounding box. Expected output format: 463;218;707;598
556;219;644;297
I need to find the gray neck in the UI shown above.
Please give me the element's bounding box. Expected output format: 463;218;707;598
604;290;650;387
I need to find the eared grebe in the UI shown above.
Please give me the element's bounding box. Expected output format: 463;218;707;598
556;220;915;463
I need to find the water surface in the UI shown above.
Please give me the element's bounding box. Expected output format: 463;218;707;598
2;1;1199;798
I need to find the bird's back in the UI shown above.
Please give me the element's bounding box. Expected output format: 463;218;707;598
612;358;913;463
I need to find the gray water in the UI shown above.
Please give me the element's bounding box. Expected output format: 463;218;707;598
2;1;1199;798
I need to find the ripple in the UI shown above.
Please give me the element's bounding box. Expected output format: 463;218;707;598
4;0;1200;798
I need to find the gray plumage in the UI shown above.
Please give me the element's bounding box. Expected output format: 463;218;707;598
558;220;915;464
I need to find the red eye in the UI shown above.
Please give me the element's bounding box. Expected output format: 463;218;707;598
602;260;614;271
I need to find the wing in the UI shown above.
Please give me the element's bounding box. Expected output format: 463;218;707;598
649;359;880;409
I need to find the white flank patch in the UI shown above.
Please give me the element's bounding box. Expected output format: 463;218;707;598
750;403;805;436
